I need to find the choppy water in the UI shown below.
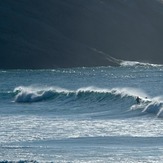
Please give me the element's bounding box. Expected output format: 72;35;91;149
0;62;163;162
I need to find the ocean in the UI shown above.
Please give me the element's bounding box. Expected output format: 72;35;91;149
0;61;163;163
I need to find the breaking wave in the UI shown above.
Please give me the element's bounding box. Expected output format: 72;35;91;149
10;86;163;118
13;86;145;103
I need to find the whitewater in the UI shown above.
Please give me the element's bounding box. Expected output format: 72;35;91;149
0;62;163;162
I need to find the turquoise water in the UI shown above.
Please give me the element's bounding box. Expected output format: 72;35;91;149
0;62;163;162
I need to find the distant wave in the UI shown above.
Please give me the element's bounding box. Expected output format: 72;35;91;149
90;48;163;68
12;86;163;118
120;60;163;67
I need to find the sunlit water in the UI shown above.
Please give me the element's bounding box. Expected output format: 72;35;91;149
0;62;163;162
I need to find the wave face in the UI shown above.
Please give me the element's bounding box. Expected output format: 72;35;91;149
11;86;163;118
1;0;163;68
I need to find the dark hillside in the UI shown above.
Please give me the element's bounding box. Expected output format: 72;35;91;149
0;0;163;68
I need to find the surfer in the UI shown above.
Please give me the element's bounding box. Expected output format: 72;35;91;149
136;96;140;104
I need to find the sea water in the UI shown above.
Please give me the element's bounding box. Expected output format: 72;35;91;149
0;62;163;162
